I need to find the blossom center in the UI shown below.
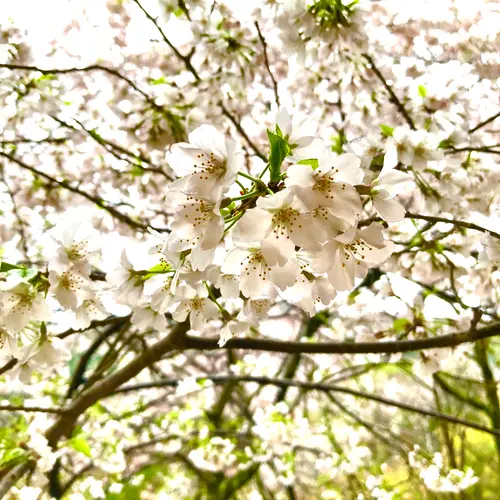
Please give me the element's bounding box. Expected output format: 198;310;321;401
271;207;300;236
194;152;227;180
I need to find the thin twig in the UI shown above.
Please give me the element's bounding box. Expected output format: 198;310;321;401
406;212;500;240
114;374;500;437
362;54;416;130
131;0;200;81
0;405;66;414
469;111;500;134
255;22;280;108
220;103;266;161
0;151;169;232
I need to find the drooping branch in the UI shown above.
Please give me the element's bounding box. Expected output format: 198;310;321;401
362;54;416;130
0;151;169;233
45;321;189;448
131;0;201;81
406;212;500;240
255;22;280;108
0;63;153;102
114;374;500;437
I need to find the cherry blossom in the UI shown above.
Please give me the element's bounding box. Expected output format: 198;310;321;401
314;223;394;291
167;125;243;198
171;284;220;331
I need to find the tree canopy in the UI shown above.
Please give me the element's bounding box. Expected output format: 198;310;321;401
0;0;500;498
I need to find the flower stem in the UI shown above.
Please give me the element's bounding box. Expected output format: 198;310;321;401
224;211;244;234
231;190;260;202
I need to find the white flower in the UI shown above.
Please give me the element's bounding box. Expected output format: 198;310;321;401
167;191;224;251
171;284;219;331
166;232;217;273
167;125;243;198
31;337;71;368
206;266;240;298
286;149;363;224
371;164;414;222
8;344;39;383
1;278;51;332
242;298;272;325
314;223;394;291
144;274;175;313
222;241;274;299
274;108;322;160
48;265;95;310
131;305;168;331
296;276;336;314
484;235;500;265
218;320;249;347
384;127;443;170
47;220;99;274
73;296;108;330
106;250;144;306
9;486;42;500
0;326;19;362
27;430;57;472
235;189;322;266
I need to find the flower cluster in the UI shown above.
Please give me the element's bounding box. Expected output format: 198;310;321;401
121;110;413;344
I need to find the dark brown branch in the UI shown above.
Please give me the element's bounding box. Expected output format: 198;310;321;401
51;117;172;180
131;0;200;81
45;321;189;448
0;151;168;233
406;212;500;240
0;63;152;102
255;22;280;108
0;405;66;414
183;322;500;355
114;374;500;437
362;54;416;130
0;463;33;497
446;146;500;155
220;103;266;161
469;111;500;134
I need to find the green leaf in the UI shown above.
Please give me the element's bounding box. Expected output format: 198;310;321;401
379;124;394;137
418;85;427;98
393;318;412;334
0;261;25;272
331;131;346;154
70;436;92;458
130;165;145;177
267;130;289;183
297;158;319;169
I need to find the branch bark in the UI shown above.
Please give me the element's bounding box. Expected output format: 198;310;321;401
45;321;189;448
184;321;500;355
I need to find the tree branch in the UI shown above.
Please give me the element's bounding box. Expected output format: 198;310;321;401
255;22;280;108
0;463;33;497
0;63;153;102
183;322;500;355
469;111;500;134
220;103;266;161
45;321;189;448
0;151;168;233
131;0;201;81
362;54;416;130
114;374;500;437
406;212;500;240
